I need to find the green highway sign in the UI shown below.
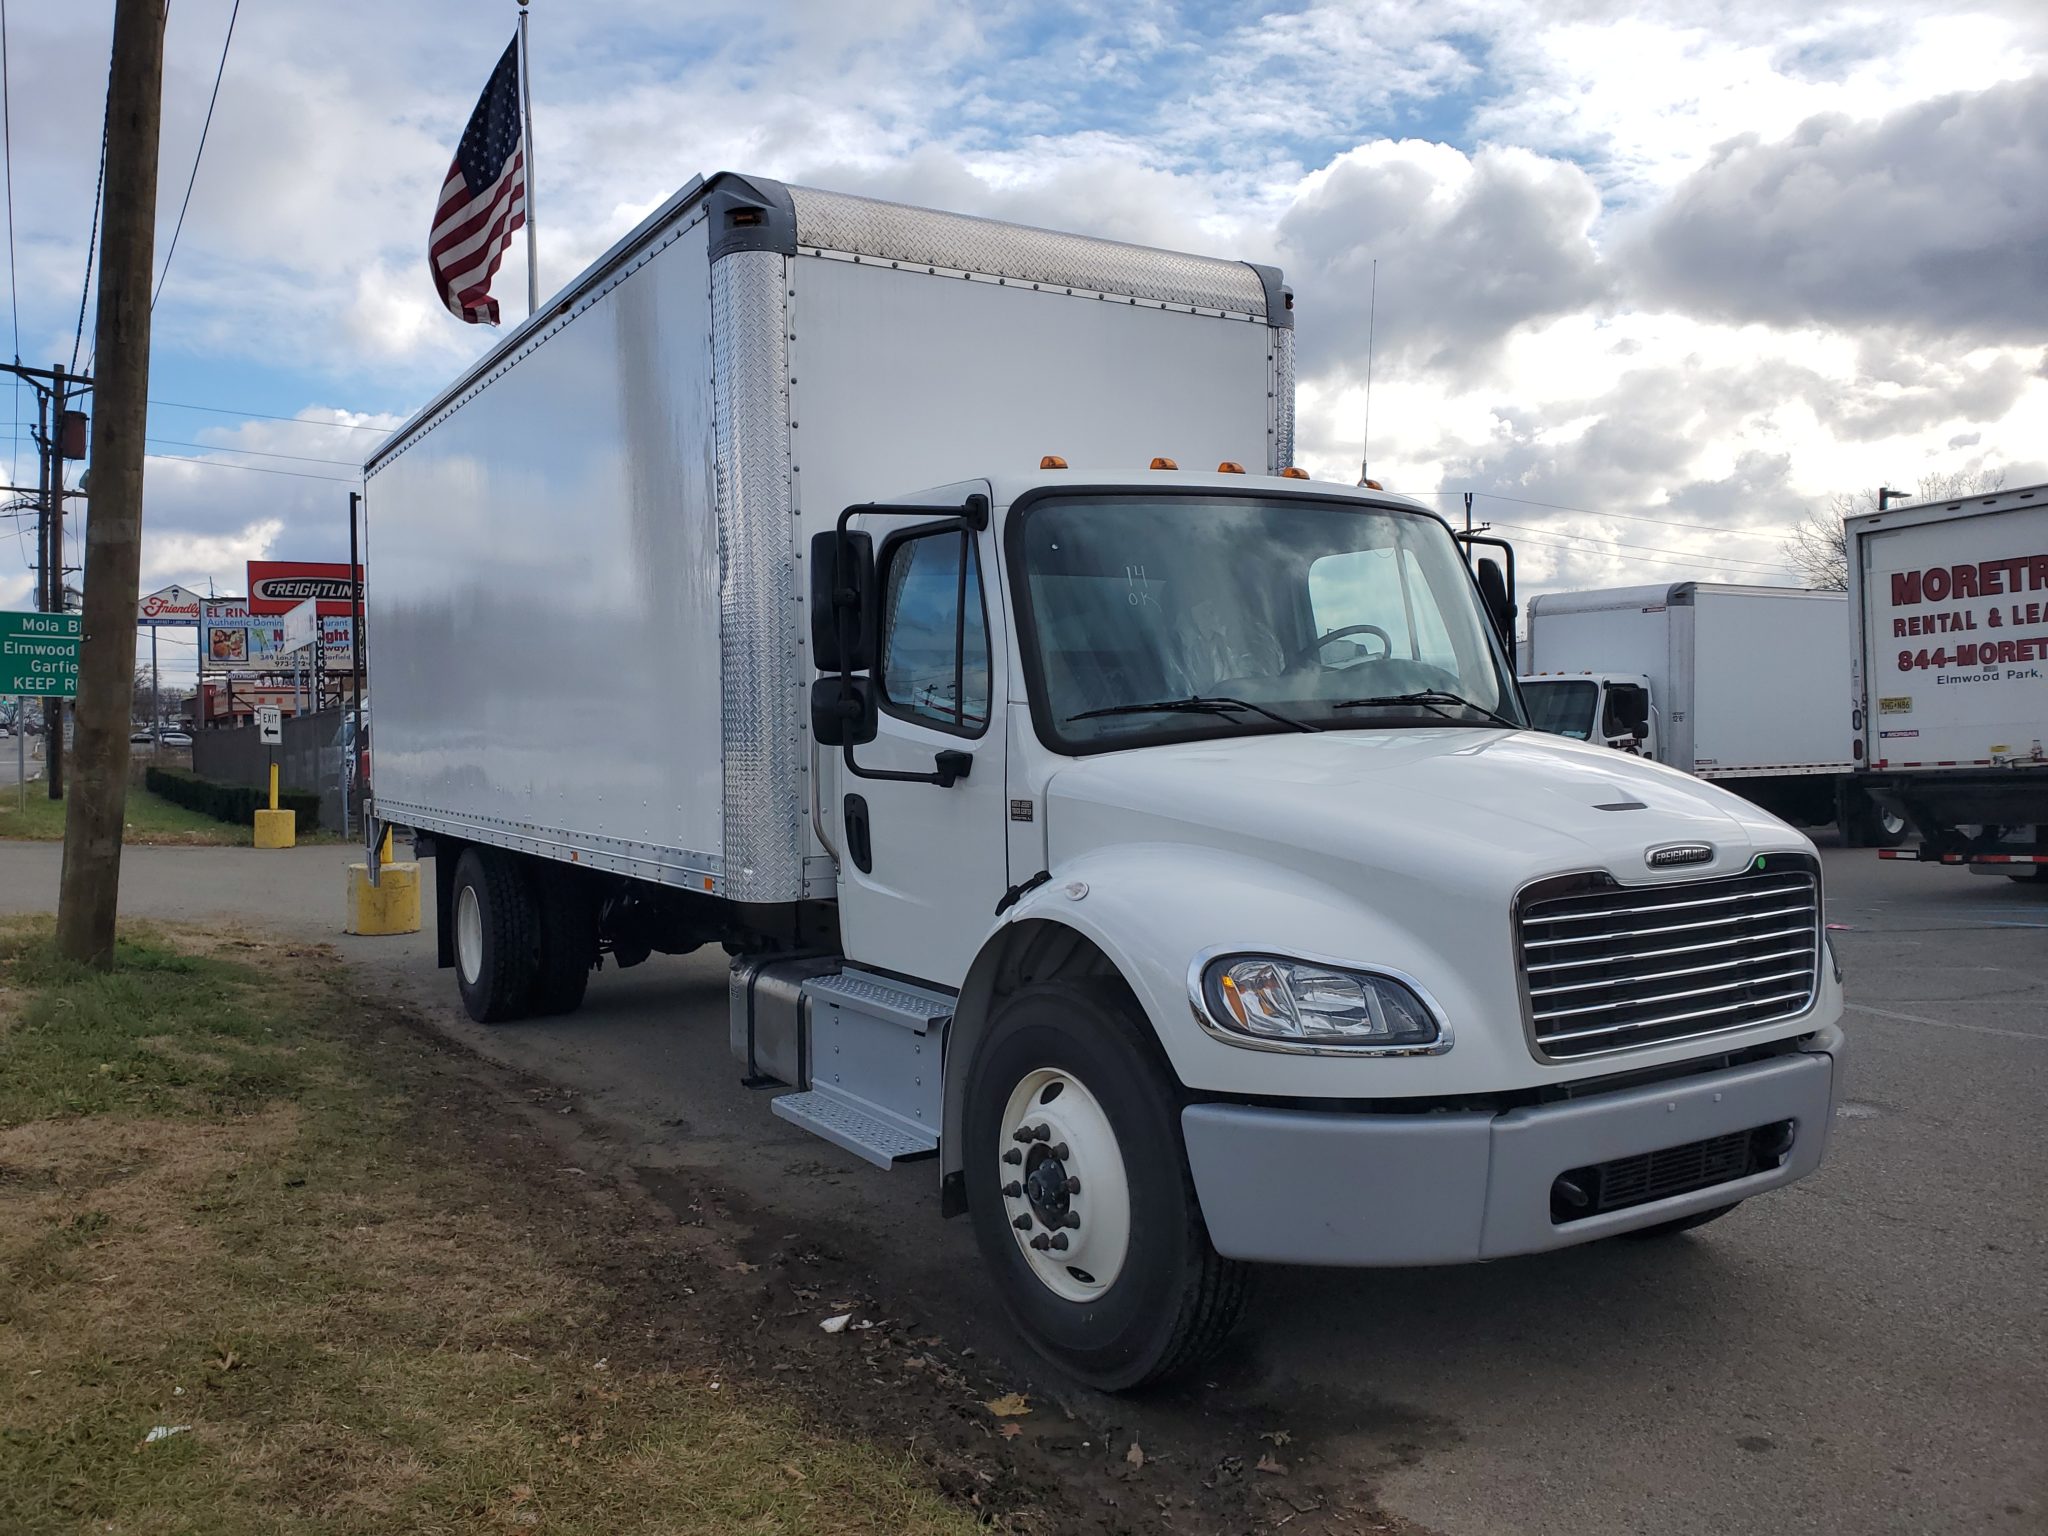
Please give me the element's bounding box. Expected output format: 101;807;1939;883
1;610;81;697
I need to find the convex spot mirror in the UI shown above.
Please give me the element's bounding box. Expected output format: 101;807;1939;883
809;529;875;674
810;676;878;747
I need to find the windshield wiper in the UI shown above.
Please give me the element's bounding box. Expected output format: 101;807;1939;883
1066;695;1319;734
1331;690;1521;729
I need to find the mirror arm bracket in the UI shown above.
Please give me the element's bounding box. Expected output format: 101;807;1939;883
842;740;972;788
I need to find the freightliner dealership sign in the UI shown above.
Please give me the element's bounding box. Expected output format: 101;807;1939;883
0;610;81;697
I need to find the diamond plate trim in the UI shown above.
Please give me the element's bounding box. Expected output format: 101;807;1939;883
1271;325;1296;471
712;250;805;902
787;185;1270;318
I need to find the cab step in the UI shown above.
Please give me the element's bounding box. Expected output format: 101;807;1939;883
772;1088;938;1169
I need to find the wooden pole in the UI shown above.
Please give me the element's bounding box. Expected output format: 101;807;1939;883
56;0;166;965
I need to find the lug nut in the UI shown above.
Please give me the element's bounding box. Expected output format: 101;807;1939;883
1065;1176;1081;1195
1030;1233;1052;1251
1012;1214;1033;1230
1003;1181;1023;1198
1050;1142;1069;1160
1049;1233;1069;1251
1011;1127;1034;1144
1062;1211;1080;1229
1032;1124;1052;1142
1002;1148;1023;1165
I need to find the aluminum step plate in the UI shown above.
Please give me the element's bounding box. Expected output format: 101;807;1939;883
805;969;953;1033
772;1089;939;1170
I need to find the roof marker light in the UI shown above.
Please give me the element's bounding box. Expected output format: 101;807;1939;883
1362;478;1384;490
1039;454;1068;469
1150;456;1179;470
1216;461;1245;474
1280;466;1310;480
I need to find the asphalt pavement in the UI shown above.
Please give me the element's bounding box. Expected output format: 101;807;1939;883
1;836;2042;1534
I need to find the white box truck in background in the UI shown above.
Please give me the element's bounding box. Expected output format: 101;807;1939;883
1520;583;1906;844
1845;483;2048;879
363;173;1844;1389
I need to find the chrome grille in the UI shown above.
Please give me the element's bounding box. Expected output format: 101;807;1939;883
1517;864;1821;1059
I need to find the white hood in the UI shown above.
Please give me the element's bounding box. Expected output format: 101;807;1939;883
1043;728;1810;904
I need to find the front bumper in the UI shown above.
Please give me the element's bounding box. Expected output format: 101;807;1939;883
1181;1030;1841;1266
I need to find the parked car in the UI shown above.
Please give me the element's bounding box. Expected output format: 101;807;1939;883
160;731;193;747
128;727;152;744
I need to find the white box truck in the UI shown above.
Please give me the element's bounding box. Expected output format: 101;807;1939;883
1519;583;1907;844
1845;483;2048;879
363;173;1844;1389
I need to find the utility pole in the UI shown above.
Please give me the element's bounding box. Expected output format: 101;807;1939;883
57;0;166;966
4;359;91;798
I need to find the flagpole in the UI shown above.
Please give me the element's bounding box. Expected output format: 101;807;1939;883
517;0;538;317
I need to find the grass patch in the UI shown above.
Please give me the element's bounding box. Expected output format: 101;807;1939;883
0;920;974;1536
0;784;252;846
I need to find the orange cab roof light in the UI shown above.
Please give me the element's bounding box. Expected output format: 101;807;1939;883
1361;477;1383;490
1216;461;1246;474
1150;456;1178;470
1039;454;1068;469
1279;466;1310;480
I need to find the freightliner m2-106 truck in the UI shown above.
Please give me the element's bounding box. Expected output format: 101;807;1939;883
1519;583;1908;846
1846;482;2048;879
363;173;1844;1388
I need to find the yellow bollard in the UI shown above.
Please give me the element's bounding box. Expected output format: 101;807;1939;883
346;825;421;935
252;762;296;849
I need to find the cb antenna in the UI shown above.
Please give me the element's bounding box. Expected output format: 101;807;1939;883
1357;258;1378;487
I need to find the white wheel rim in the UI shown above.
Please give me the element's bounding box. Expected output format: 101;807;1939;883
455;885;483;986
1880;808;1907;837
998;1067;1131;1303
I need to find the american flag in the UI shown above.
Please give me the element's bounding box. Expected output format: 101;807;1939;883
429;36;525;325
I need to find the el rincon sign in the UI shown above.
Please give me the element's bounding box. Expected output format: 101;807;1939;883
0;610;82;697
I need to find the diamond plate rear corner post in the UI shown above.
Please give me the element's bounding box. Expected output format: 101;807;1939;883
712;250;805;902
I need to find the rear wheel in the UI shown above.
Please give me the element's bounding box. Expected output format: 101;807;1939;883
530;865;597;1015
1836;783;1909;848
964;982;1250;1390
451;848;537;1023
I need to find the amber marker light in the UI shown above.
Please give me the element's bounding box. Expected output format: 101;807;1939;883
1216;461;1245;474
1150;456;1179;470
1280;466;1310;479
1039;454;1068;469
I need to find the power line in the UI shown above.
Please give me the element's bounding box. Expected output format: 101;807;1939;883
147;435;361;467
150;0;240;312
1504;524;1796;579
1485;517;1791;574
71;76;109;374
147;396;393;432
1395;486;1785;541
144;449;360;484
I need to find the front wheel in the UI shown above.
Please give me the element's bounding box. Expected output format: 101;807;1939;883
964;982;1251;1390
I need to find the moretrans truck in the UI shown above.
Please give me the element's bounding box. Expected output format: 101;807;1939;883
1846;482;2048;879
362;173;1844;1388
1519;583;1907;846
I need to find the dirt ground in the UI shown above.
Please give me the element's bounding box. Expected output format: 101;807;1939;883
338;947;1427;1536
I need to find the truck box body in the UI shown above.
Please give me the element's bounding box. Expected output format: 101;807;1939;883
1523;583;1852;780
363;173;1293;903
1845;484;2048;866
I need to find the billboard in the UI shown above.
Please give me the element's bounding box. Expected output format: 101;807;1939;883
247;560;363;617
202;598;358;677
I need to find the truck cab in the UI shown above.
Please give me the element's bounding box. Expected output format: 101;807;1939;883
1520;671;1657;757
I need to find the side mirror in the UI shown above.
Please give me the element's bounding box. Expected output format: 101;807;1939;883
809;529;874;674
809;676;877;747
1476;557;1517;662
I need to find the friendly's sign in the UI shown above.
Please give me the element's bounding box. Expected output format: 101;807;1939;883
137;584;205;625
0;610;81;696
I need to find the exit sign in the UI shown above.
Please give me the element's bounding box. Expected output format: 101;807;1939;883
0;610;81;697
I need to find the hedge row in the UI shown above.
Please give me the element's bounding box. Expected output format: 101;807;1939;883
145;766;322;833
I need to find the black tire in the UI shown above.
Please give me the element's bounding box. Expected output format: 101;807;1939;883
451;848;538;1024
1617;1201;1740;1240
530;865;597;1016
963;982;1251;1391
1836;783;1909;848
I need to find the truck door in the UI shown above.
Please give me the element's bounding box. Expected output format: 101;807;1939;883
825;520;1010;986
1602;681;1653;757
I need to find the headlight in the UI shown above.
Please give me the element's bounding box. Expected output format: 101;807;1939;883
1195;954;1447;1053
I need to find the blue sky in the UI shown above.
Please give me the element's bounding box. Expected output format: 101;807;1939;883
4;0;2046;682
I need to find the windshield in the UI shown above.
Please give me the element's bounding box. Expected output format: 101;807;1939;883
1011;493;1521;752
1520;679;1598;740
